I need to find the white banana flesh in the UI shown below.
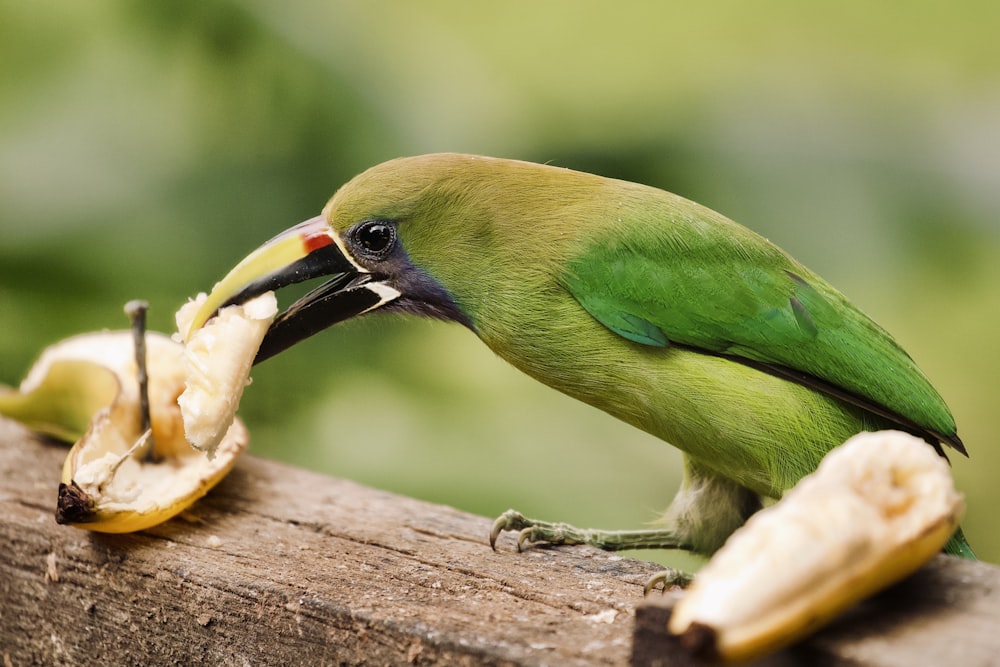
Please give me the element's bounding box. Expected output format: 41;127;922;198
175;291;277;457
667;430;965;663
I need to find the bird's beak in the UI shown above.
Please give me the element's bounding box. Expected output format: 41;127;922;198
185;215;399;364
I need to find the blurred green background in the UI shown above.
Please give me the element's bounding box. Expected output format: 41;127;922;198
2;2;997;568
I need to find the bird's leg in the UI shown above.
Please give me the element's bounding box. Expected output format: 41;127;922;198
654;457;764;555
489;509;695;551
489;456;763;592
490;510;697;592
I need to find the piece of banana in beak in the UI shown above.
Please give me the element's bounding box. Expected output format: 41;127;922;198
667;430;965;664
175;292;277;458
0;293;276;533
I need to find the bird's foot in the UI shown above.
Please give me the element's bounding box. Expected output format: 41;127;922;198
490;509;594;551
489;509;695;552
643;568;693;595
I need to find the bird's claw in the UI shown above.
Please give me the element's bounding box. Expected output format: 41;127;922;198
643;568;693;595
490;509;530;550
490;509;584;551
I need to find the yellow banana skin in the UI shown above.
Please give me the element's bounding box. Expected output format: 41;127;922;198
667;430;965;664
0;345;127;442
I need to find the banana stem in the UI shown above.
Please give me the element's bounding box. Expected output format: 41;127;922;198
124;300;156;461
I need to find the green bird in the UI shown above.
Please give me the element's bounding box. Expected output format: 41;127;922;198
187;153;974;562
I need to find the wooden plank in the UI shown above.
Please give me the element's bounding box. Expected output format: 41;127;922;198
0;417;660;666
3;415;999;666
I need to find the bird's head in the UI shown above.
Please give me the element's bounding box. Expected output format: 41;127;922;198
184;153;591;362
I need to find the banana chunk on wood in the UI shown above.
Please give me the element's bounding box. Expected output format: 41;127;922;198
667;430;965;664
0;293;276;533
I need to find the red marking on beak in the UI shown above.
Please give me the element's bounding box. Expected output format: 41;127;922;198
303;229;335;254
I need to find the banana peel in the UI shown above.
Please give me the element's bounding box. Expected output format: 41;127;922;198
0;292;276;533
666;430;965;664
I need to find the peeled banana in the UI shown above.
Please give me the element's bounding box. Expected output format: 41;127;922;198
0;292;276;533
666;430;965;663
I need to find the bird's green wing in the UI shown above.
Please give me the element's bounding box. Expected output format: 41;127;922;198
561;210;962;453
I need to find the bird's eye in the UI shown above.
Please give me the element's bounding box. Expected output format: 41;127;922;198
352;220;396;259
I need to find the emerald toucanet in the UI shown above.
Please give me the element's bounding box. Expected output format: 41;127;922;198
188;153;974;559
